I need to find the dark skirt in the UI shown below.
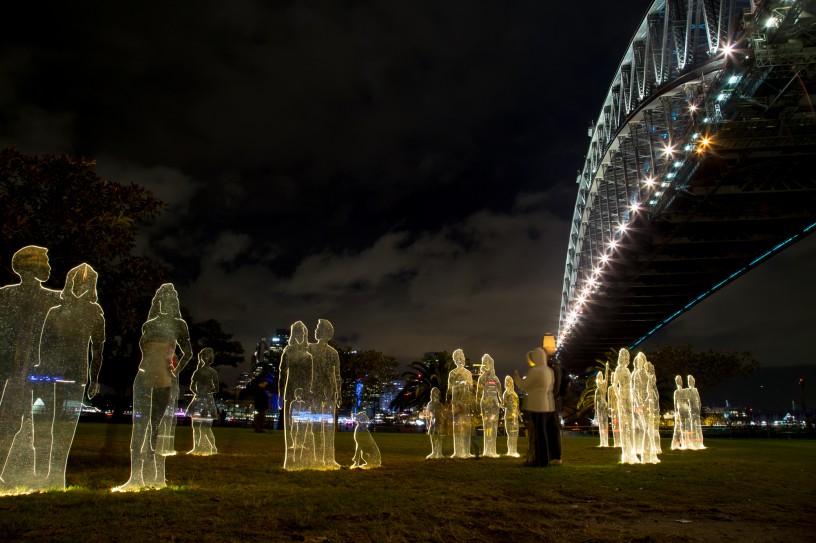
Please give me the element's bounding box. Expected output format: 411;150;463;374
524;411;562;467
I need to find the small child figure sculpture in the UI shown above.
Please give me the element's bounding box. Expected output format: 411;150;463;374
422;387;445;459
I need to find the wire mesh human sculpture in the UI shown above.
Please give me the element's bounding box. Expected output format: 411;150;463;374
477;354;502;457
446;348;474;459
186;348;218;456
646;361;661;454
113;284;192;491
595;368;609;447
686;375;705;450
350;412;381;469
607;369;621;448
614;348;638;464
0;246;61;491
29;263;105;490
502;376;521;457
421;387;445;459
671;375;689;450
279;321;316;470
640;378;661;464
308;319;341;469
630;352;649;457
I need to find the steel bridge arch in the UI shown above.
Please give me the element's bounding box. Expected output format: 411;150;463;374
558;0;816;367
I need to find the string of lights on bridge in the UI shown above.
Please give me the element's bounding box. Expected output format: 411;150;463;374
556;38;752;355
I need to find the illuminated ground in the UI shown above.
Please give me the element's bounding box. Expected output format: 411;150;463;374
0;423;812;542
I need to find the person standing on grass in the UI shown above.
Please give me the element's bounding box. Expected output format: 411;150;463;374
250;376;271;433
516;347;558;467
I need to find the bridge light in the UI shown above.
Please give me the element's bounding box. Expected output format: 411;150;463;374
701;136;711;147
721;43;734;55
662;145;674;157
642;177;656;186
765;17;778;29
600;253;609;263
630;202;641;213
688;103;698;112
616;222;627;233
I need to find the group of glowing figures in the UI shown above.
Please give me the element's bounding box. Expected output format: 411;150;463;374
420;349;523;459
594;348;704;465
277;319;381;470
0;246;219;494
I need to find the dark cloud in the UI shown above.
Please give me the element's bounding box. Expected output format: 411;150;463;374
2;0;811;385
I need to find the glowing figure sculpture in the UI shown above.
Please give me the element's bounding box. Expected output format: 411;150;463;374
502;376;521;457
350;413;381;469
630;353;649;456
422;387;445;459
114;284;192;492
640;382;661;464
614;348;638;464
646;361;661;454
279;321;316;470
686;375;705;450
477;354;502;458
671;375;688;450
607;372;621;448
446;348;474;459
307;319;341;469
187;348;218;456
0;246;60;491
595;370;609;447
30;263;105;490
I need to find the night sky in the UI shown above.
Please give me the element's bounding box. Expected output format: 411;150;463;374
1;1;814;390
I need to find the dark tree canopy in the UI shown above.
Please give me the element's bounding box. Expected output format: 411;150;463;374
0;148;245;414
645;343;760;392
390;351;455;411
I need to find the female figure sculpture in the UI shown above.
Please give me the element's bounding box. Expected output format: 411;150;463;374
114;284;191;491
477;354;502;458
34;263;105;489
187;348;218;456
502;376;521;457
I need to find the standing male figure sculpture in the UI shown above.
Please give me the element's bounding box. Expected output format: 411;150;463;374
595;370;609;447
614;348;638;464
446;348;474;459
308;319;341;469
671;375;688;450
502;376;521;457
630;352;649;457
0;246;60;489
422;387;445;459
686;375;705;450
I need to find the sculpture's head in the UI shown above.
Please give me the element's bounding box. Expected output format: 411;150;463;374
198;347;214;366
148;283;180;319
315;318;334;341
430;387;440;401
452;348;465;366
634;352;647;369
481;354;494;372
356;412;370;424
293;388;303;401
687;375;695;387
504;375;514;390
617;348;630;368
63;263;98;303
290;320;307;346
11;245;50;283
596;371;604;385
675;375;683;388
527;347;547;367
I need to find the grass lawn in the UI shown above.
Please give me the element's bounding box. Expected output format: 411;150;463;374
0;423;812;542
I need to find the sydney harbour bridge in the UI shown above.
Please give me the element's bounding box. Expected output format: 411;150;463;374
556;0;816;370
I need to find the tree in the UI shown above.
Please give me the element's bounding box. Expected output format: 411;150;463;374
337;347;398;413
646;343;760;411
0;148;168;417
390;352;455;412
